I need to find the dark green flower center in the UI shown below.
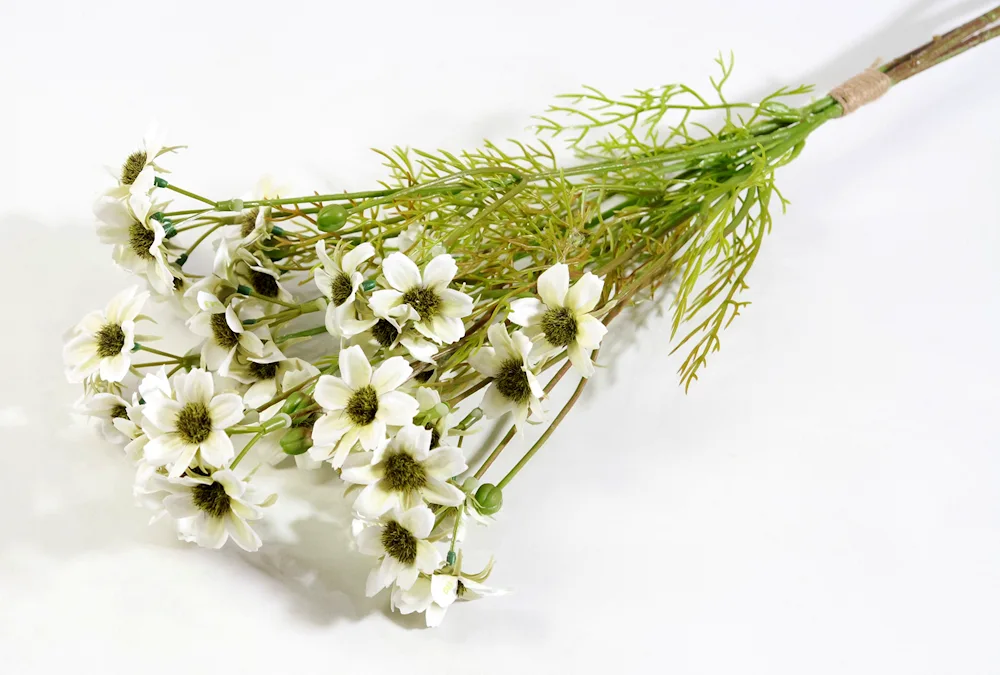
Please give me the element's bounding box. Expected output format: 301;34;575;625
176;401;212;445
172;276;185;292
121;150;147;185
191;481;231;519
382;451;427;493
540;306;578;347
372;319;399;348
247;360;279;381
210;313;240;349
424;422;441;450
110;404;128;420
494;357;530;403
345;385;379;426
240;208;260;238
129;221;156;260
95;322;126;358
249;270;279;298
329;273;354;306
402;286;441;320
381;520;417;565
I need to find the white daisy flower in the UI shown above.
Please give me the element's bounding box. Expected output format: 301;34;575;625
214;206;274;272
370;252;473;345
356;505;442;595
101;125;180;213
315;241;378;338
94;195;175;295
64;286;149;383
187;292;268;375
341;424;467;518
509;263;608;377
392;569;506;628
367;314;441;364
141;368;245;478
238;355;311;408
157;469;268;552
226;248;293;305
76;391;133;444
468;323;545;429
308;346;419;468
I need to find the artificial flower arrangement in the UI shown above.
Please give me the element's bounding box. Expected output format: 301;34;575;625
64;10;999;627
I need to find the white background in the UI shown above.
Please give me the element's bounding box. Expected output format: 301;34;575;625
1;0;999;673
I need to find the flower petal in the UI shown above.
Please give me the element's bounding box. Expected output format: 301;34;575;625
369;289;403;319
183;368;214;404
382;252;421;291
314;375;353;411
342;242;376;275
422;448;468;480
420;477;465;507
225;513;262;552
370;356;412;395
422;254;457;290
198;430;235;467
567;342;596;378
312;411;352;445
163;494;199;519
537;263;569;308
358;419;387;451
438;289;473;318
354;483;397;518
398;505;435;539
414;540;442;574
468;346;499;377
565;271;604;314
338;345;372;389
99;353;130;383
375;391;419;426
508;297;545;327
208;393;245;429
480;384;512;419
143;398;182;432
196;515;228;549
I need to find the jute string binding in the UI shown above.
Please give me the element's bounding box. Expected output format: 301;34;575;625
829;69;893;115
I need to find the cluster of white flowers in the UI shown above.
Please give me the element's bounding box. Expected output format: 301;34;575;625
65;133;609;627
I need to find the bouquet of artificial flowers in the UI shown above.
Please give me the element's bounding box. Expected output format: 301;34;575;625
63;8;999;627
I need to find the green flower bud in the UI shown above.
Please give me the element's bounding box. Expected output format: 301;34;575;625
280;427;312;455
474;483;503;515
317;204;348;232
280;392;309;415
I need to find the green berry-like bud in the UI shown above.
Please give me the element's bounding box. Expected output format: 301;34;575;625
280;427;312;455
474;483;503;515
280;392;309;415
317;204;348;232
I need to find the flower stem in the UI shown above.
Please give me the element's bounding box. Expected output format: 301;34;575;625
230;431;265;469
163;183;217;207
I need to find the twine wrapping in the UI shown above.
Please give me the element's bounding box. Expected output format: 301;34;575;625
829;69;893;115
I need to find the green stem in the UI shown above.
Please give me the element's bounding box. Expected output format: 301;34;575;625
164;183;217;207
230;431;265;469
136;344;187;360
275;325;328;344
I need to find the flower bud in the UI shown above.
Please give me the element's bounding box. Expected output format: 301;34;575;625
280;392;309;415
474;483;503;515
280;427;312;455
317;204;348;232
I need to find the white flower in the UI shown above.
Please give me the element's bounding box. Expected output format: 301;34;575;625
509;263;607;377
236;355;310;408
308;346;419;468
141;368;245;477
101;125;180;213
356;505;442;594
94;196;175;295
368;314;441;364
76;391;133;444
392;570;505;627
157;469;268;552
315;241;377;338
227;248;293;305
370;252;473;345
187;292;269;375
341;424;467;518
214;206;274;272
64;286;149;383
468;323;545;428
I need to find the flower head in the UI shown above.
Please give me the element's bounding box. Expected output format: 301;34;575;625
141;368;245;477
392;568;505;627
509;263;607;377
356;505;442;595
187;292;271;376
315;241;377;339
94;196;175;295
157;469;268;552
64;286;148;383
370;252;473;345
308;346;419;468
341;424;467;518
468;323;545;428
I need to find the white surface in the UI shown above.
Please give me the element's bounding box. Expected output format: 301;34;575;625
2;0;999;672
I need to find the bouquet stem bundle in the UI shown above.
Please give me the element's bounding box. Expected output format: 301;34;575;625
64;7;999;626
